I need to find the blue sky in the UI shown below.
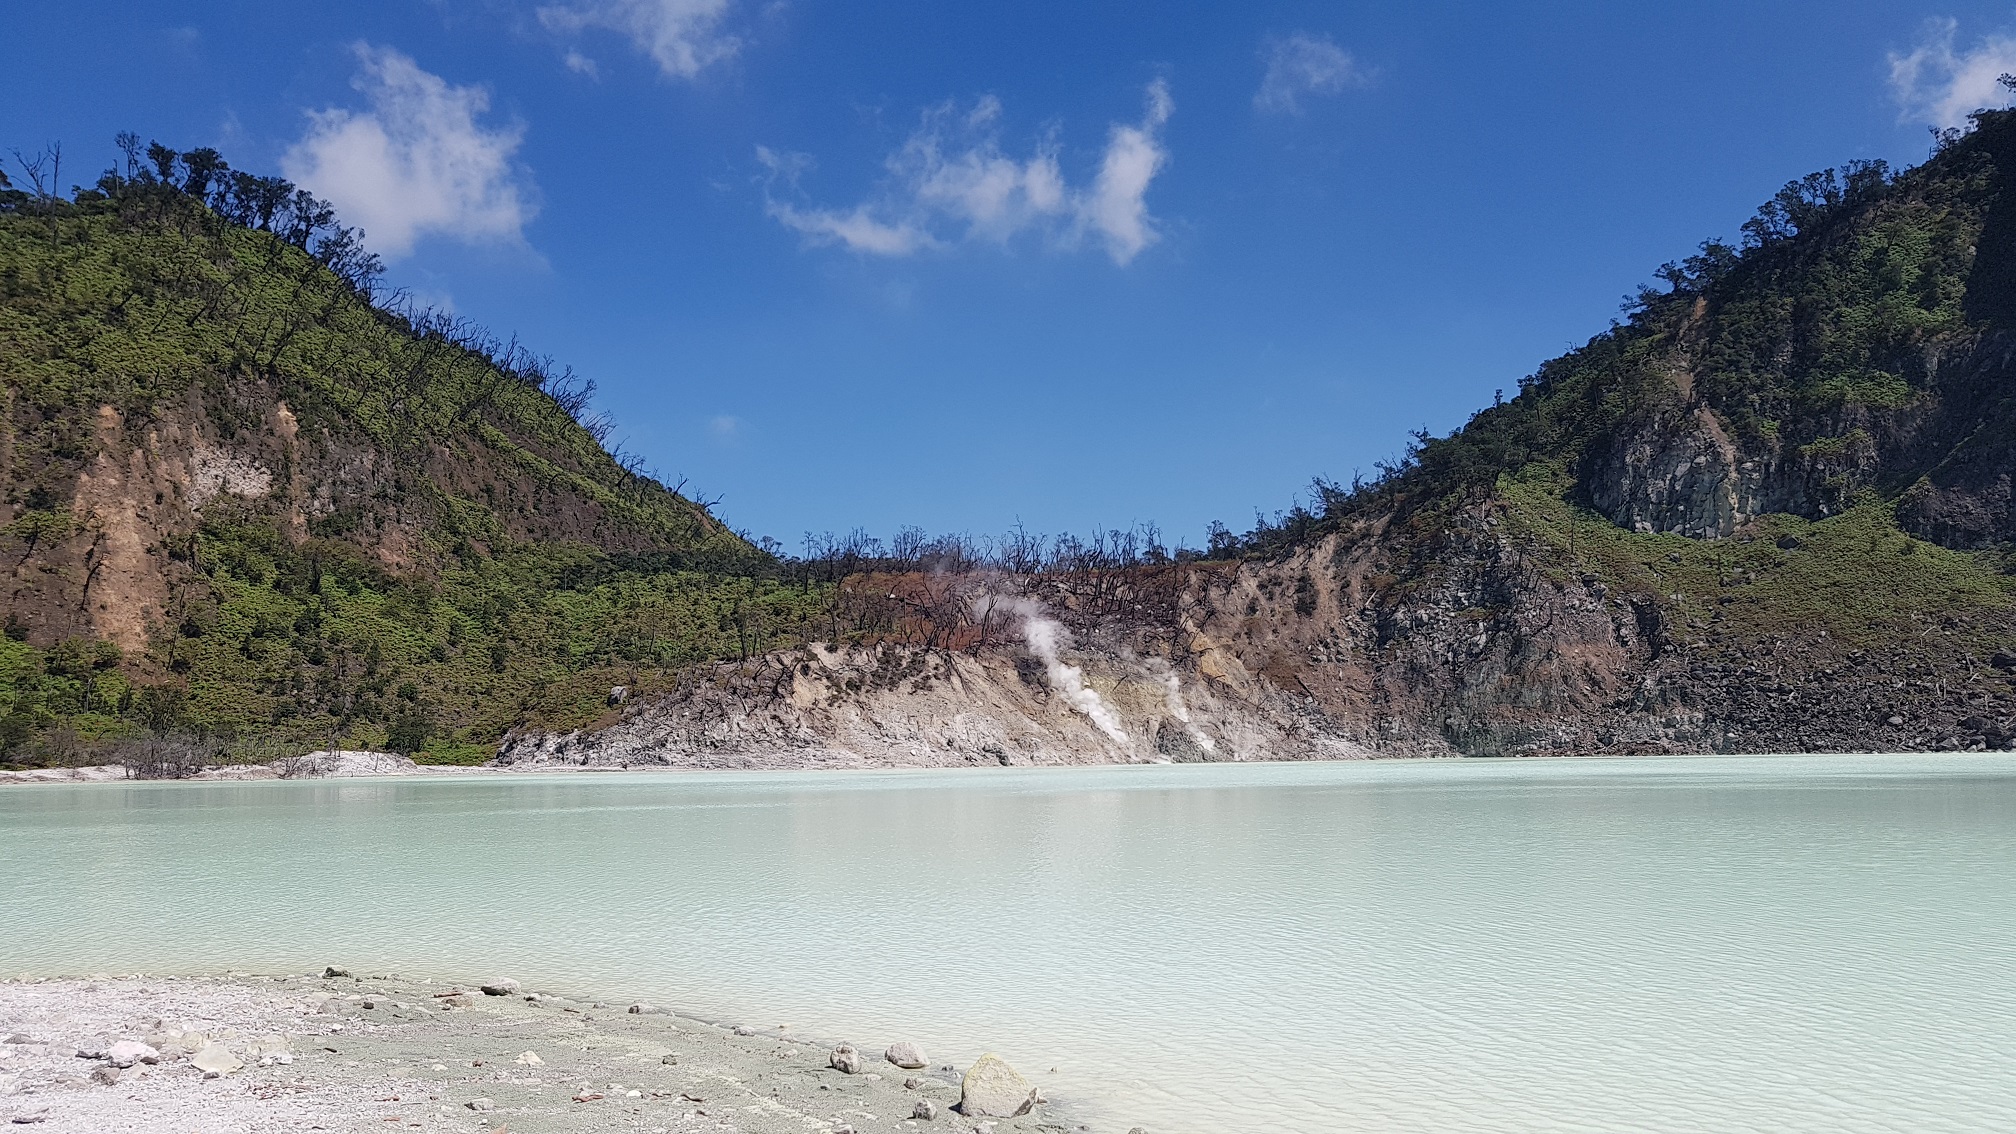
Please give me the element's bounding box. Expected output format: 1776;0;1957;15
7;2;2016;549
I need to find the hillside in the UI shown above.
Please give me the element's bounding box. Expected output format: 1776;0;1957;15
10;115;2016;773
0;145;823;767
515;112;2016;766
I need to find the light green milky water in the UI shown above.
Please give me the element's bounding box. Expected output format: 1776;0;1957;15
3;754;2014;1133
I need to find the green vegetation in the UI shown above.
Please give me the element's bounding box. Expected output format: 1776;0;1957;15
1234;112;2013;556
1496;464;2016;651
0;141;820;768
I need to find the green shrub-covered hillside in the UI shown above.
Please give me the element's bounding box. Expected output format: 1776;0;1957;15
0;142;822;767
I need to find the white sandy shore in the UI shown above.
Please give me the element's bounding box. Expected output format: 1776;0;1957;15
0;972;1109;1134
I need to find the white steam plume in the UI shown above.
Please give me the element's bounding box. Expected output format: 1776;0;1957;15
987;596;1130;747
1155;667;1216;754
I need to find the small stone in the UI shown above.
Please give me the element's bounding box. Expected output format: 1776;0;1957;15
191;1043;243;1077
323;966;351;979
251;1036;293;1067
1128;1128;1149;1134
959;1053;1037;1118
903;1077;923;1090
625;1089;641;1098
105;1040;158;1068
1;1036;37;1046
90;1066;123;1087
465;1099;495;1112
514;1051;544;1066
829;1044;863;1074
360;1000;376;1010
732;1025;757;1036
1888;716;1904;726
884;1040;928;1069
9;1107;48;1124
628;1003;662;1015
911;1098;939;1120
660;1054;679;1065
831;1125;856;1134
480;979;522;996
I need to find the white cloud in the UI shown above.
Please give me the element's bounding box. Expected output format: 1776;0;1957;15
709;414;740;440
1255;32;1366;114
1890;18;2016;130
759;81;1174;266
563;50;600;78
282;44;532;259
538;0;737;80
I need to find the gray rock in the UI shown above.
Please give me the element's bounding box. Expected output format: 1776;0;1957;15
627;1003;662;1015
323;966;351;978
190;1043;243;1077
105;1040;158;1068
660;1054;679;1065
884;1040;928;1069
90;1066;123;1087
732;1025;757;1036
480;979;522;996
911;1098;939;1120
249;1036;292;1066
959;1053;1037;1118
9;1107;48;1124
1;1036;37;1046
903;1076;923;1090
828;1044;863;1074
465;1099;495;1112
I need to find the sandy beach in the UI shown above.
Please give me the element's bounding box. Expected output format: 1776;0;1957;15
0;972;1102;1134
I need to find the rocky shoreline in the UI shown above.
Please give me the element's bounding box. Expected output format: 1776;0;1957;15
0;971;1111;1134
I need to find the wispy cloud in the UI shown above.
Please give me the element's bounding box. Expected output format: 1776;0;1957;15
759;81;1174;266
538;0;738;80
282;44;533;259
1890;17;2016;130
1255;32;1366;114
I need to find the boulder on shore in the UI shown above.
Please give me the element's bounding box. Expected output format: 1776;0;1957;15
829;1044;863;1074
959;1053;1037;1117
885;1040;928;1069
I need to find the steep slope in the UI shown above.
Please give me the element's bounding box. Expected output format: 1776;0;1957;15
0;150;821;767
524;114;2016;766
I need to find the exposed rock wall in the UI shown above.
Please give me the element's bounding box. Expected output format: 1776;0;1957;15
518;499;2016;767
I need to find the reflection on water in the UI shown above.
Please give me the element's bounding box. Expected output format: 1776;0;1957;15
4;754;2015;1133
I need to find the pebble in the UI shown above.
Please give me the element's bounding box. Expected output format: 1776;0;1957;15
465;1099;495;1112
911;1098;939;1120
829;1044;863;1074
884;1040;928;1069
323;966;351;979
903;1077;923;1090
732;1025;757;1036
90;1066;123;1087
628;1003;663;1015
105;1040;159;1068
479;979;522;997
515;1051;544;1066
190;1043;244;1077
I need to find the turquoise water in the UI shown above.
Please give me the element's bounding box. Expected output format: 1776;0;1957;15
4;754;2015;1133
